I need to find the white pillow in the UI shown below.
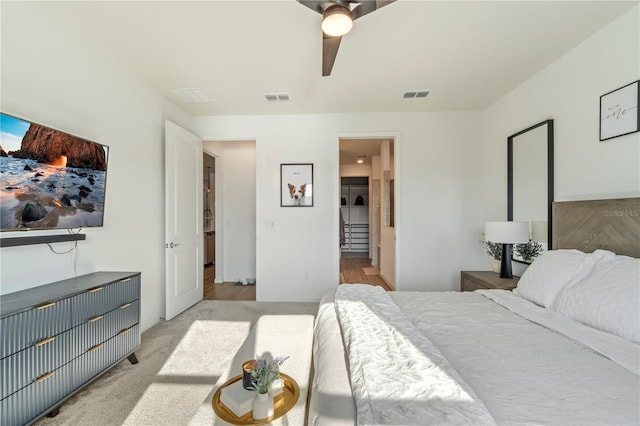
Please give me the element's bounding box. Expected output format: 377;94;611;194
513;249;607;308
551;256;640;343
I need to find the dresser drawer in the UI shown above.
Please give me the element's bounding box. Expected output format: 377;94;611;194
72;300;140;355
71;275;140;326
460;271;519;292
0;361;75;426
0;299;72;359
73;324;140;388
461;277;488;292
1;329;75;400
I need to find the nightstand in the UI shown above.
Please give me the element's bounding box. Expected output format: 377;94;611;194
460;271;520;292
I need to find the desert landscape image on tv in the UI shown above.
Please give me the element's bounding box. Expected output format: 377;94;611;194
0;113;108;231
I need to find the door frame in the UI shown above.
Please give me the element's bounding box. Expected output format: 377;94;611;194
203;149;223;283
201;136;258;288
335;132;401;289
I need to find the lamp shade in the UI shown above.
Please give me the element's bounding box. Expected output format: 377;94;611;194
322;5;353;37
484;221;530;244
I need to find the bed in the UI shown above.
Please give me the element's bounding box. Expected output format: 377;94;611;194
308;198;640;425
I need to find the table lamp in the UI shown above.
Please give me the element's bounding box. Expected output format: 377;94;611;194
484;221;530;278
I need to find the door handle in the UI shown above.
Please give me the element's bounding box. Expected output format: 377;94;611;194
169;242;181;248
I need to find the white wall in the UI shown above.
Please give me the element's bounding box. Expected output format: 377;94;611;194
340;164;372;178
379;141;395;288
194;112;484;299
479;5;639;274
0;3;193;332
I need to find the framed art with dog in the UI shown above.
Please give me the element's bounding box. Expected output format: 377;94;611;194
281;163;313;207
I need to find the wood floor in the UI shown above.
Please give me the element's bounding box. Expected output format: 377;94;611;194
340;252;391;291
203;265;256;301
203;253;388;301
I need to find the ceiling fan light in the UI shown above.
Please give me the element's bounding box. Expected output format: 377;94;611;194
322;5;353;37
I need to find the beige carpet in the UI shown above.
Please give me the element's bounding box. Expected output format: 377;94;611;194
35;300;318;426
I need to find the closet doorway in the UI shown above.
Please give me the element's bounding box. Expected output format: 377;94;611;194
339;138;395;290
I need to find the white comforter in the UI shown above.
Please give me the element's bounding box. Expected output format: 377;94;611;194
309;286;640;425
334;285;495;425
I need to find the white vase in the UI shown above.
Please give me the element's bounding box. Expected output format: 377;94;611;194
252;391;274;420
492;259;501;273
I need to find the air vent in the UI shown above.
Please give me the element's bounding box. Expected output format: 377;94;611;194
265;93;291;101
167;88;212;103
403;90;430;99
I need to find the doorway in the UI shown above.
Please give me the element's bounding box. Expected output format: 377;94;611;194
339;138;395;290
202;140;257;301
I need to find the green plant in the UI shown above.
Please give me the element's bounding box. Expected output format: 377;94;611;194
482;240;502;260
251;356;289;394
514;240;543;262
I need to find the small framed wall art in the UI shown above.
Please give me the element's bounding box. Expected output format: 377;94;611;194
599;80;639;141
280;163;313;207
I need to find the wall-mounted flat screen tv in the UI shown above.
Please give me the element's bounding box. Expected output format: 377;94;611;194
0;112;109;231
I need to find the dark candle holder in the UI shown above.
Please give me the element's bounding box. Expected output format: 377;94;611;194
242;360;257;390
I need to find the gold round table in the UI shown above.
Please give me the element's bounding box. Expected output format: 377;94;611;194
212;373;299;425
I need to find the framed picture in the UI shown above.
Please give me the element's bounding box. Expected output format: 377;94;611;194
280;163;313;207
600;80;639;141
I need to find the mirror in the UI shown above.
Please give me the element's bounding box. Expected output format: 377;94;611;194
508;119;554;260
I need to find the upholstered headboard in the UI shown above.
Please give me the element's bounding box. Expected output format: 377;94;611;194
552;197;640;258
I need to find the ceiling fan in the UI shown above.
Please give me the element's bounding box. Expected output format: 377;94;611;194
298;0;396;76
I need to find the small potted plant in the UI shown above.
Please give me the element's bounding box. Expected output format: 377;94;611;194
250;355;289;420
482;240;502;273
514;240;543;263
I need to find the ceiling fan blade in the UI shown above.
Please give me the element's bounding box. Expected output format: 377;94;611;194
322;33;342;76
352;0;396;20
298;0;324;15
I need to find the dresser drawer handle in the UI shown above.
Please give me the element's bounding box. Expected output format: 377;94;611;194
120;302;132;309
88;344;103;352
35;336;56;347
36;302;56;310
119;327;132;335
89;287;104;293
36;371;55;383
88;315;104;323
120;278;132;284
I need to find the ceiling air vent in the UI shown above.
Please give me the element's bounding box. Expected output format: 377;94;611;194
403;90;430;99
265;93;291;101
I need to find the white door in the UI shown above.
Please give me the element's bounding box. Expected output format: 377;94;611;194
165;120;203;321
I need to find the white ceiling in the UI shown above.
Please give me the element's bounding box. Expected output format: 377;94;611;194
25;1;637;116
340;138;386;165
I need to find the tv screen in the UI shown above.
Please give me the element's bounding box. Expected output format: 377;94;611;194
0;113;109;231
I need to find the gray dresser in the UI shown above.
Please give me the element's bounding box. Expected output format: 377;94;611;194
0;271;141;425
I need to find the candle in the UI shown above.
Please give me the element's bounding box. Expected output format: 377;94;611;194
242;360;257;390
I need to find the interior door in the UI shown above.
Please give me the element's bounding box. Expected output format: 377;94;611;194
165;120;203;321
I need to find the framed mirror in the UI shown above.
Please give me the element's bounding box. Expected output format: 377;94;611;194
508;119;554;260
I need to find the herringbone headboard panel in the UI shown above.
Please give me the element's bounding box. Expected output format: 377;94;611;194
552;198;640;258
